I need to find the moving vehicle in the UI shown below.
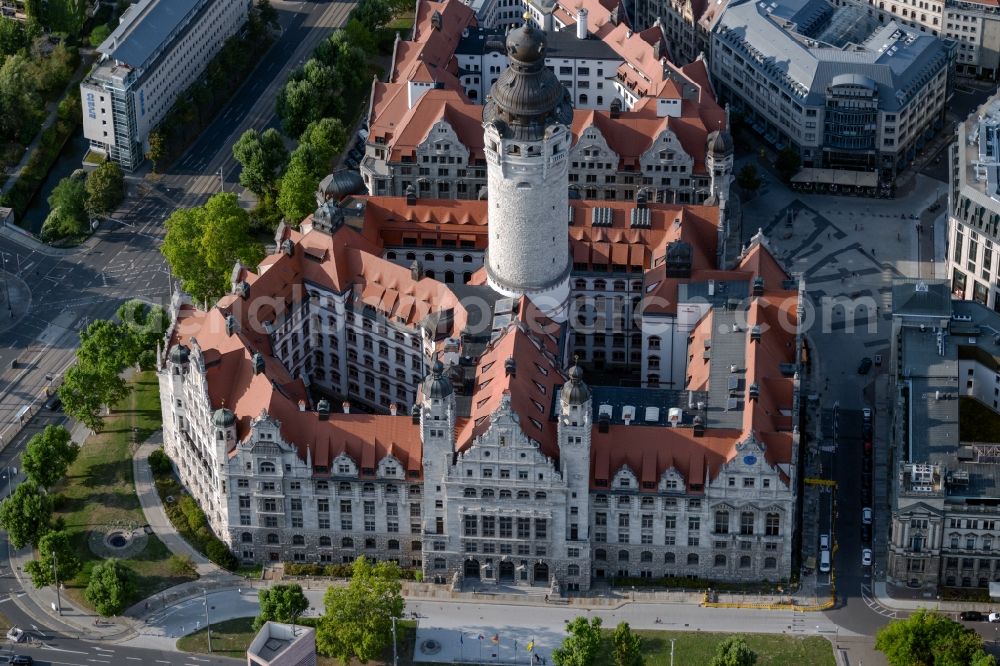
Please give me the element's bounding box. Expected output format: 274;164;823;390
8;656;32;665
819;550;831;573
858;357;873;374
960;611;985;621
862;507;872;524
861;549;872;567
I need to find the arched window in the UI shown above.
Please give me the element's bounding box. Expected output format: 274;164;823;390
714;554;726;567
499;489;512;499
618;550;629;562
579;93;588;105
664;552;675;564
425;270;435;279
517;490;530;500
575;279;587;289
535;491;547;500
434;557;446;569
648;336;661;350
464;487;478;498
424;253;435;262
764;557;777;569
292;535;305;546
266;533;279;545
241;532;253;543
481;488;495;498
386;251;397;260
640;551;653;563
568;564;580;576
444;271;455;284
319;536;332;547
740;555;752;568
388;539;400;550
444;254;454;262
687;553;699;565
259;461;275;474
342;537;354;548
595;549;607;561
463;272;472;283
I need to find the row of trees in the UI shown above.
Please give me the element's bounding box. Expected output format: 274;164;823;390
0;41;76;146
41;161;125;241
59;300;169;432
876;609;997;666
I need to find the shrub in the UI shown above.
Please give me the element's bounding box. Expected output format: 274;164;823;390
147;449;172;477
138;349;157;371
168;553;194;576
206;538;238;571
179;495;208;534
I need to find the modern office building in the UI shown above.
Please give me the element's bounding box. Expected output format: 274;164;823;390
887;280;1000;593
159;21;803;591
711;0;954;181
948;92;1000;309
80;0;250;170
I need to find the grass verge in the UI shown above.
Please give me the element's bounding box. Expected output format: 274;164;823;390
52;371;198;610
595;630;836;665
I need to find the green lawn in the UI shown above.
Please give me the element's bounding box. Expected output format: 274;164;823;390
52;371;198;610
594;630;836;666
959;396;1000;443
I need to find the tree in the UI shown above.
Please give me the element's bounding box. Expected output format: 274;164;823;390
876;609;994;666
552;617;602;666
45;175;87;238
59;363;130;432
254;584;309;631
78;319;141;373
0;54;42;143
775;146;801;181
21;425;78;489
85;161;125;216
148;449;173;476
44;0;87;36
116;300;170;353
0;17;28;57
161;193;264;302
709;636;757;666
315;556;404;663
341;18;377;55
354;0;392;30
233;127;289;198
298;117;346;174
24;530;80;588
256;0;279;29
612;622;643;666
0;480;51;549
146;130;166;172
277;153;320;224
735;164;761;196
85;558;134;616
88;23;110;47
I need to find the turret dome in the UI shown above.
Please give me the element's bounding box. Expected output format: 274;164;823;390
561;364;591;406
168;344;190;364
213;407;236;428
707;130;734;157
423;360;453;400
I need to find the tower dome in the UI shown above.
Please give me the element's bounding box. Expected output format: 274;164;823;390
707;130;734;157
423;360;453;399
561;364;590;406
483;19;572;141
168;343;190;364
213;407;236;428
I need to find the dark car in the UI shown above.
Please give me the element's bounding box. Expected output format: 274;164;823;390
8;655;33;665
858;357;873;374
961;611;985;622
862;422;873;440
45;394;62;411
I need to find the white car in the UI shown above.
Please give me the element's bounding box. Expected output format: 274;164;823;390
990;612;1000;623
819;534;830;551
862;507;873;525
861;548;872;567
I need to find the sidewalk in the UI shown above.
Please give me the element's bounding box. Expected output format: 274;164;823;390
872;581;988;615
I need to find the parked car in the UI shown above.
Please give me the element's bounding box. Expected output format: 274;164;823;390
989;612;1000;623
7;656;32;665
861;548;872;567
44;394;62;411
819;550;831;573
819;534;830;551
862;407;873;422
864;440;872;454
862;507;872;524
858;357;873;374
862;422;873;441
960;611;985;621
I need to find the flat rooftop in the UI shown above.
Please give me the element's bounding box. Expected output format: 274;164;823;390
99;0;203;69
956;93;1000;206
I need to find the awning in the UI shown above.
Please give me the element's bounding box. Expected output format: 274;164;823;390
790;168;878;187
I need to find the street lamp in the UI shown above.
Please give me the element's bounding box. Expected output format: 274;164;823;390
218;167;225;193
203;589;212;653
52;550;61;615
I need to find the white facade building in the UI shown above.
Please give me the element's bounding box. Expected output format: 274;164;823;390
80;0;250;170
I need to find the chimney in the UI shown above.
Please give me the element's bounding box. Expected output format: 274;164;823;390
411;260;423;281
342;401;351;414
610;98;622;119
504;357;516;377
411;403;421;424
576;8;588;39
753;276;764;296
317;398;330;420
405;184;417;206
298;399;306;412
235;281;250;299
225;314;238;337
431;9;442;30
636;190;647;210
748;383;759;401
750;325;761;343
390;403;398;416
693;415;705;437
252;352;265;375
282;239;294;256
